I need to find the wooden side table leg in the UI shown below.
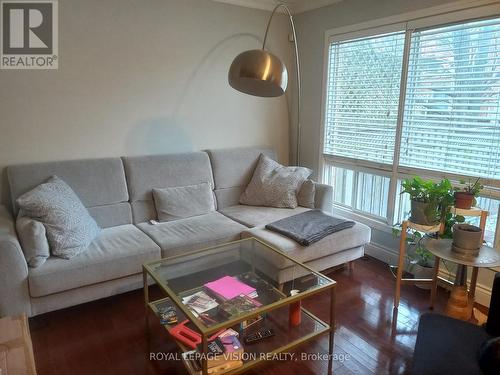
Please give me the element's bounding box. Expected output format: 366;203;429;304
394;221;408;309
470;267;479;298
479;211;488;243
469;209;488;301
430;256;440;309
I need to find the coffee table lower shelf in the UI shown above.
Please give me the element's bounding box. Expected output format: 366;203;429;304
148;298;332;375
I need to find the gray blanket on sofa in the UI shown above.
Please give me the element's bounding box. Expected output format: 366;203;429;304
265;209;355;246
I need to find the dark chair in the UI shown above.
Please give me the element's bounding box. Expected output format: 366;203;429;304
412;273;500;375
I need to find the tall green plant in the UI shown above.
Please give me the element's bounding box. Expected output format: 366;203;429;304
401;177;454;224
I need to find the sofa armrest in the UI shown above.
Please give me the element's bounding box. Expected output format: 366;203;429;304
314;183;333;215
0;205;31;317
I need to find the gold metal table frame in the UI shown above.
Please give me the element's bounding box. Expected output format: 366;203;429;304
143;238;337;375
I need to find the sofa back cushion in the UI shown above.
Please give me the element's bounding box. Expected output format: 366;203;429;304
7;158;131;228
206;147;276;209
122;152;215;223
153;182;216;222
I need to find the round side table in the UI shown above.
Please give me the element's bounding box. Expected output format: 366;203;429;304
423;237;500;320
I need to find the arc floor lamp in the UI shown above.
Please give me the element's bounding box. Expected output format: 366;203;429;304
228;3;301;165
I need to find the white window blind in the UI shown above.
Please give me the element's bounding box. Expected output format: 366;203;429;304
324;32;405;164
400;18;500;178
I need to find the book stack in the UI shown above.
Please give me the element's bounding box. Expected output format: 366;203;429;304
182;291;218;316
218;295;262;319
204;275;263;329
183;334;244;375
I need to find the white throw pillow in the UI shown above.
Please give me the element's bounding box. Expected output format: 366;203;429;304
297;179;316;209
240;154;312;208
152;182;216;222
16;215;50;268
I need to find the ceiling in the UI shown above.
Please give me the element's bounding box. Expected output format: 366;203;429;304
211;0;344;14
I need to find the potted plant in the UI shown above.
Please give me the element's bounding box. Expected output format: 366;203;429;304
392;227;435;289
410;246;435;290
401;177;453;226
452;223;483;257
454;177;483;209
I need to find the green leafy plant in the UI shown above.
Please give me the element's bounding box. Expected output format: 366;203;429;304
392;226;434;268
401;176;433;202
394;176;456;269
439;212;466;239
401;177;454;224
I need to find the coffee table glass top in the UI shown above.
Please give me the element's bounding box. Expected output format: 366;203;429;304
143;238;334;332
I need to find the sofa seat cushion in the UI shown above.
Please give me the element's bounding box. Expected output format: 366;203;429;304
29;224;161;297
137;212;247;257
241;220;371;269
220;205;311;228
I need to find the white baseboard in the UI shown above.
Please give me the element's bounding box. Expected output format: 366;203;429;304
365;242;492;307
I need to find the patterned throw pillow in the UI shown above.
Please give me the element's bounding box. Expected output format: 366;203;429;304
240;154;312;208
16;176;101;259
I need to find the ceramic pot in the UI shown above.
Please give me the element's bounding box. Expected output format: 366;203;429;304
410;200;438;226
412;263;434;290
454;192;475;209
452;223;482;257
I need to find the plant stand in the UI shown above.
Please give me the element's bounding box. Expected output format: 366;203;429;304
448;207;489;298
426;207;491;321
423;237;500;321
393;220;443;310
394;207;489;312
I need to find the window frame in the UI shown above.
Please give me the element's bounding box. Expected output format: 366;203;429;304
319;0;500;248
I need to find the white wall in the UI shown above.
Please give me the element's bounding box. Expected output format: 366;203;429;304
0;0;293;206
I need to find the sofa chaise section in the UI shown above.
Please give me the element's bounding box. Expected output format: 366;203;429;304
2;157;161;317
242;222;371;284
122;152;247;256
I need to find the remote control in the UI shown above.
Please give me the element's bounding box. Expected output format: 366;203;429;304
244;328;275;344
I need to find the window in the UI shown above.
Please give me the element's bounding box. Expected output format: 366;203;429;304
323;164;391;219
322;15;500;247
401;19;500;178
324;32;405;165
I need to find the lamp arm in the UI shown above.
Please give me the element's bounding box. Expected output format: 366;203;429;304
262;3;301;165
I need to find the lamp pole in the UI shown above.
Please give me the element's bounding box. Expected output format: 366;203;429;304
262;4;301;165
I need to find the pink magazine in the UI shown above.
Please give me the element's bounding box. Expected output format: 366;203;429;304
204;276;256;300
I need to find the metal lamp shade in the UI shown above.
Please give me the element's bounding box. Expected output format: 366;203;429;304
228;49;288;97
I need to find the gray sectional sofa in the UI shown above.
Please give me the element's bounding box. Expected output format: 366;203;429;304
0;147;370;317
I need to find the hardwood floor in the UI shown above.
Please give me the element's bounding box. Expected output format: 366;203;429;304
29;256;451;375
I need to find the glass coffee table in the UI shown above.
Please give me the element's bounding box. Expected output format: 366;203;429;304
143;237;336;375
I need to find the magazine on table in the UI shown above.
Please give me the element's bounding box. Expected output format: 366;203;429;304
182;291;218;315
